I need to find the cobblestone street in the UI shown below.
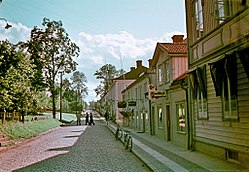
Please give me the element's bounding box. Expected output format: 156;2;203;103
0;119;150;172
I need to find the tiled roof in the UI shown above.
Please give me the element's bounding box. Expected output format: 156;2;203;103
160;40;187;53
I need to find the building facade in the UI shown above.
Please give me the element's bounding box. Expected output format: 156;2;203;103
103;60;148;124
185;0;249;168
121;60;156;133
149;35;188;145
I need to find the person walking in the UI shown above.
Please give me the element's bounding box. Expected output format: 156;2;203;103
85;112;89;125
76;113;81;125
104;112;109;125
89;113;95;125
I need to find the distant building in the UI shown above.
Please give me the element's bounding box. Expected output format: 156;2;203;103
122;59;156;133
103;60;147;124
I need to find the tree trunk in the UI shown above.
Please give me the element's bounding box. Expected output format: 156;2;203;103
21;110;25;123
2;110;6;125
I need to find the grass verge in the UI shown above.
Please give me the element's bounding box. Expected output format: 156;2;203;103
0;119;61;140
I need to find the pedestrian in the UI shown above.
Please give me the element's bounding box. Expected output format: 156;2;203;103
76;113;81;125
89;113;95;125
85;112;89;125
104;111;109;125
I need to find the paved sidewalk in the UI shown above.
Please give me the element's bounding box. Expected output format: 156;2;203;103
101;116;243;172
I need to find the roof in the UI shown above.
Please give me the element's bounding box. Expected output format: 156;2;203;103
160;41;187;54
150;38;187;68
170;72;188;86
114;65;148;80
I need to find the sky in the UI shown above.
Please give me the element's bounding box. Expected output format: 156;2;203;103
0;0;186;102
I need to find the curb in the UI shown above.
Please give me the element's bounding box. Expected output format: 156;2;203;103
105;122;156;172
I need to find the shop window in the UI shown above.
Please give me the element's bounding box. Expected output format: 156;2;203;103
158;107;163;128
176;102;186;132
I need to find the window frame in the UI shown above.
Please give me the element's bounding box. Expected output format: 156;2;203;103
194;0;204;39
196;88;208;119
214;0;231;24
165;60;170;83
158;65;163;85
158;106;163;128
222;74;238;120
176;102;186;132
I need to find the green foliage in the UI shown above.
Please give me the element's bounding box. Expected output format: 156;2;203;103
25;18;80;118
0;40;39;112
94;64;125;97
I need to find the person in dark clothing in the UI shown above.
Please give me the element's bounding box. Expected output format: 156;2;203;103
85;113;89;125
76;113;81;125
89;113;95;125
104;112;109;125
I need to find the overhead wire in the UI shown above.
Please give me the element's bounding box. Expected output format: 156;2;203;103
2;0;125;35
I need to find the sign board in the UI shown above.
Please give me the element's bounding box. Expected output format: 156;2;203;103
117;101;127;108
128;101;136;106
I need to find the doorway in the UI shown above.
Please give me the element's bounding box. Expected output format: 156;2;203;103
151;106;155;135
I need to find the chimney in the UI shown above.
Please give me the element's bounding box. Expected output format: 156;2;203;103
136;60;142;68
130;67;135;71
148;59;152;68
172;35;184;43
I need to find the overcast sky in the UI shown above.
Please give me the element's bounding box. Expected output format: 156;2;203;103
0;0;186;102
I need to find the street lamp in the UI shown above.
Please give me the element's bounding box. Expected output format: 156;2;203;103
0;17;12;29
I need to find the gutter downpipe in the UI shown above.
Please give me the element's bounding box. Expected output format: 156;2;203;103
180;79;192;150
146;72;154;135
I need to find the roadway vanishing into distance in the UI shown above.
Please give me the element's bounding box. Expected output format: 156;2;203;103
0;115;151;172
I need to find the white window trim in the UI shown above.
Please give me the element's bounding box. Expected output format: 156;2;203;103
222;76;238;120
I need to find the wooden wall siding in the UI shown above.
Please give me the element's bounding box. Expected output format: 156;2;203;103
231;0;244;13
202;0;245;37
172;57;188;80
203;0;217;34
237;58;249;123
194;59;249;150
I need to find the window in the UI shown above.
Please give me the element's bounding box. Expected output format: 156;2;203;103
165;61;170;83
190;65;208;119
194;0;204;39
176;102;186;132
139;85;142;99
210;53;238;120
196;88;208;119
222;70;237;119
215;0;231;24
158;107;163;128
158;66;163;84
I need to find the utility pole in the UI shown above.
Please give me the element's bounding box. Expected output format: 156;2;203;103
59;72;63;121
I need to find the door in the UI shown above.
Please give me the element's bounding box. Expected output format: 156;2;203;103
166;105;171;141
151;106;155;135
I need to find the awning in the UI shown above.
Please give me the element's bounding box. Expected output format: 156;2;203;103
237;48;249;79
209;52;237;98
189;65;207;99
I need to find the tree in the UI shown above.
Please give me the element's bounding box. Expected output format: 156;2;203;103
71;71;88;114
25;18;80;118
94;64;124;97
0;40;38;122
